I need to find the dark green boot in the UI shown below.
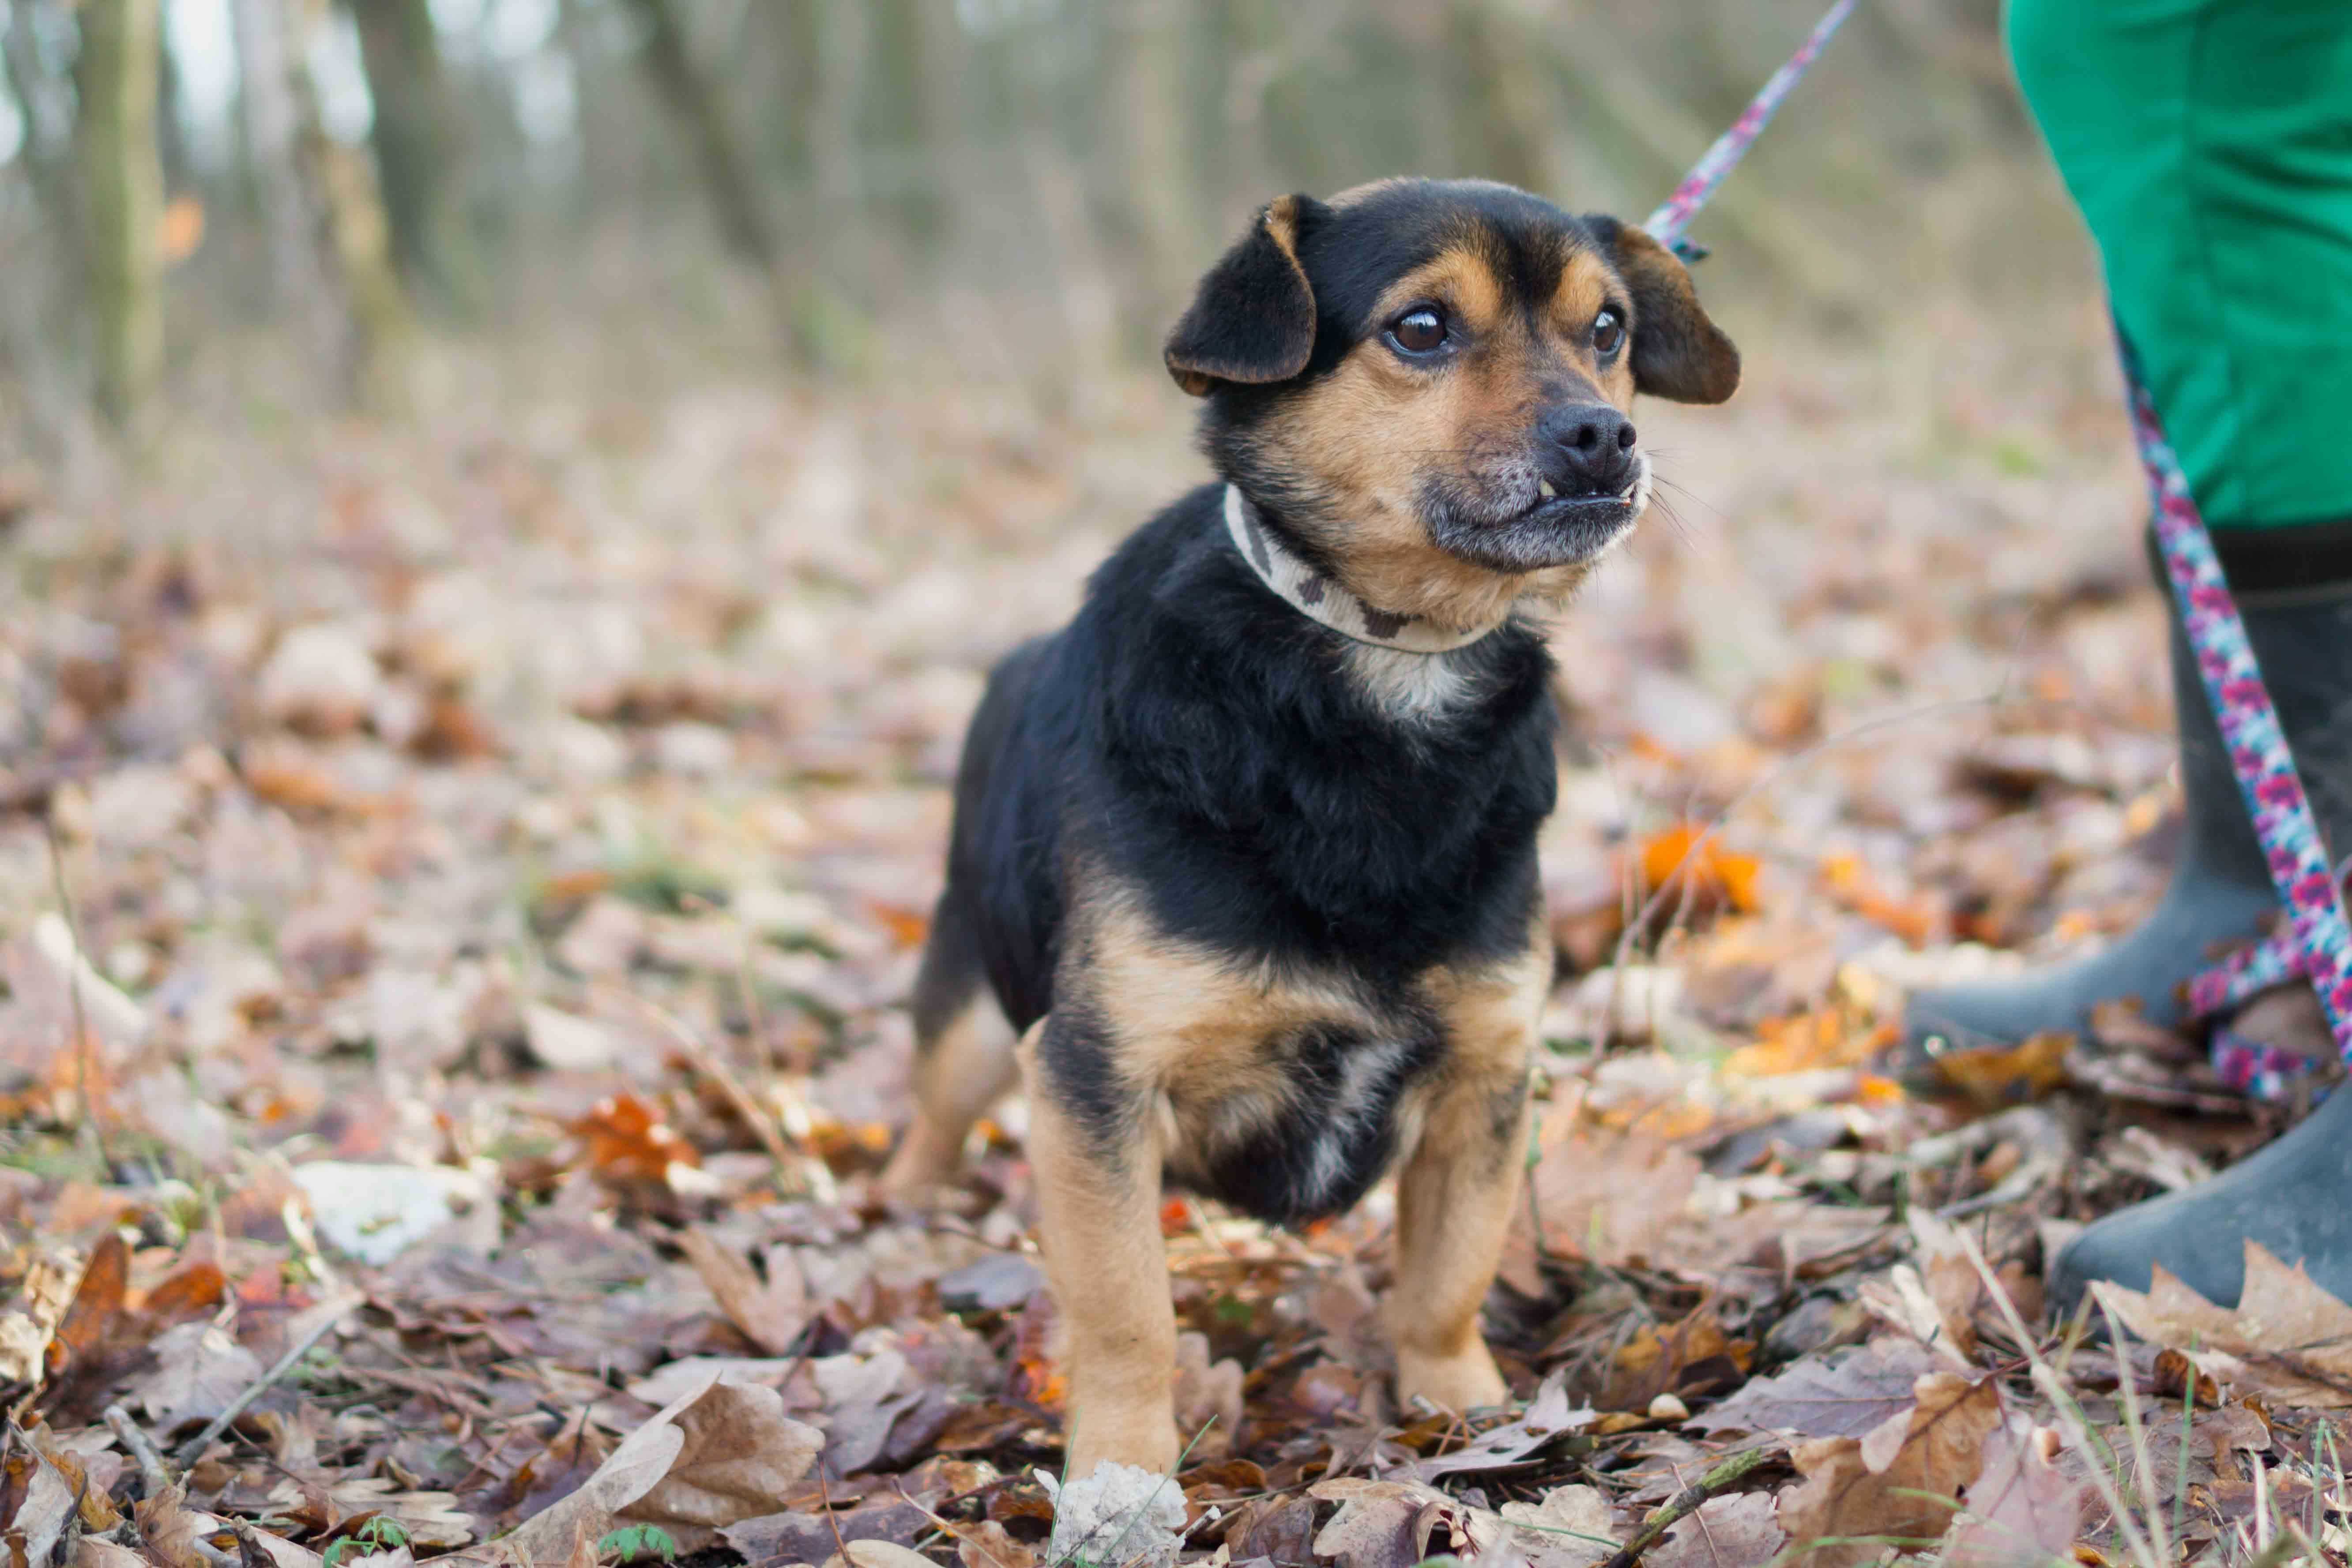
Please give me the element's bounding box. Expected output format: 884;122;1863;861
1903;559;2352;1080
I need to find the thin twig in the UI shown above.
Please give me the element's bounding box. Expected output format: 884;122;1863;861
44;809;110;1168
103;1403;170;1494
1598;1446;1769;1568
172;1293;357;1466
605;984;797;1171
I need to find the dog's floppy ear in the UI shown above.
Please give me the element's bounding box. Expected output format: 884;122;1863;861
1587;216;1740;405
1164;196;1321;396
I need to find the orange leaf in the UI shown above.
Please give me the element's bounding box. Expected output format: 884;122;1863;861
45;1231;128;1380
870;902;930;949
159;196;205;265
570;1092;700;1188
137;1261;228;1330
1637;823;1761;916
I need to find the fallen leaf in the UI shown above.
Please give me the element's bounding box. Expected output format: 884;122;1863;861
1644;1492;1787;1568
726;1499;930;1565
678;1229;807;1356
1776;1371;2003;1568
1696;1339;1940;1437
1917;1032;2072;1109
1500;1121;1701;1290
1407;1371;1596;1481
1172;1330;1245;1462
471;1368;822;1563
572;1093;702;1191
1945;1420;2084;1568
2092;1242;2352;1407
1498;1483;1620;1568
1310;1477;1502;1568
130;1320;265;1431
44;1232;129;1382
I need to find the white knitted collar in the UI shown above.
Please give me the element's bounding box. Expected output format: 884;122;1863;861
1221;484;1507;654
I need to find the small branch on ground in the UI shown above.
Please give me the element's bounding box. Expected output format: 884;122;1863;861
1599;1447;1769;1568
104;1403;171;1495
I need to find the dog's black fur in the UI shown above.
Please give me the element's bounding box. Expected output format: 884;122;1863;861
924;493;1557;1219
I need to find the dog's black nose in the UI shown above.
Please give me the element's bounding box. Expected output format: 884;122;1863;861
1537;404;1638;495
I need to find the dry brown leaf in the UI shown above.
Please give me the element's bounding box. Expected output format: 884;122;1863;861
43;1232;128;1382
72;1540;150;1568
1499;1122;1701;1290
820;1544;937;1568
1919;1031;2071;1109
1643;1492;1787;1568
470;1368;822;1564
953;1519;1041;1568
678;1228;807;1356
1695;1339;1939;1437
1498;1483;1620;1568
1776;1371;2002;1568
132;1320;266;1431
1310;1477;1502;1568
1945;1419;2085;1568
10;1439;82;1568
1407;1371;1595;1481
1172;1330;1245;1462
2093;1242;2352;1407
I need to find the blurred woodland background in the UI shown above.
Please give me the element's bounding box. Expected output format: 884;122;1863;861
2;0;2067;444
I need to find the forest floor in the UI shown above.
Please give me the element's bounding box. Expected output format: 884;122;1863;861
3;305;2348;1568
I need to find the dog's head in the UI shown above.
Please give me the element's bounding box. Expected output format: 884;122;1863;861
1166;179;1739;627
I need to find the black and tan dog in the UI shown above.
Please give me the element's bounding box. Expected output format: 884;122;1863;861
881;178;1739;1475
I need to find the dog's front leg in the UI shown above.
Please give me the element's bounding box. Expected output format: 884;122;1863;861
1019;1016;1181;1478
1389;1059;1530;1413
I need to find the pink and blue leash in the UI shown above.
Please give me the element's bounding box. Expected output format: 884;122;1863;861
1642;0;2352;1094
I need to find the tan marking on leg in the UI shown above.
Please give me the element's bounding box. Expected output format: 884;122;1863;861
1019;1017;1182;1476
1074;886;1380;1184
1388;930;1550;1412
879;991;1018;1196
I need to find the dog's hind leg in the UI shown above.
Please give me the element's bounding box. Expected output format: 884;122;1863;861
880;886;1018;1194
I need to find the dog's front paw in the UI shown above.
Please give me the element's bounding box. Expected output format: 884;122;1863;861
1396;1344;1508;1414
1065;1407;1182;1480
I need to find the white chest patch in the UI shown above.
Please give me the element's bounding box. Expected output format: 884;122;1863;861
1345;641;1485;722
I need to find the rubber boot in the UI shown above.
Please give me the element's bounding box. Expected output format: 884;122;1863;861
2049;1079;2352;1311
1902;554;2352;1083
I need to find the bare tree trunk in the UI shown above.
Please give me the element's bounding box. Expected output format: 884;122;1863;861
1107;2;1203;350
235;0;404;405
619;0;777;269
347;0;468;308
4;0;75;227
78;0;165;428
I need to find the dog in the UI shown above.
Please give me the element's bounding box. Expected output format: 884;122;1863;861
879;178;1739;1476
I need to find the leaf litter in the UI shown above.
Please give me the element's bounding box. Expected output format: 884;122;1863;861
4;323;2352;1568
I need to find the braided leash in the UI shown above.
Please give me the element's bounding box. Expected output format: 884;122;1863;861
1644;1;2352;1094
2120;343;2352;1087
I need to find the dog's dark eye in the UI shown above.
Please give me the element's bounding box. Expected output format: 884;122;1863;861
1388;307;1449;356
1592;308;1624;357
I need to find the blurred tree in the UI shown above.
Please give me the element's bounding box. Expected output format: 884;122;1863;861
78;0;164;427
2;0;74;241
620;0;776;269
348;0;473;309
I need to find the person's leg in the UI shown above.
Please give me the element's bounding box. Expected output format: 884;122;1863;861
1906;0;2352;1309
